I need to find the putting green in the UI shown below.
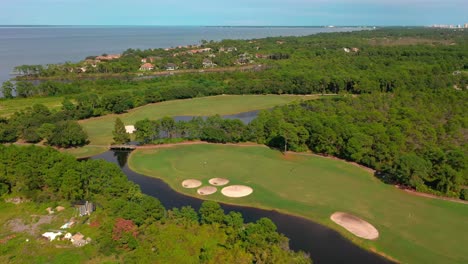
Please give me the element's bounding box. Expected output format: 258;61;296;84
128;144;468;264
66;94;313;158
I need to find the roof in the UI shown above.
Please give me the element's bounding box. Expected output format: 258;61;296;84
140;63;154;68
71;233;84;241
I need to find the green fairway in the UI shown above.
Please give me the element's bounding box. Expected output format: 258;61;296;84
0;96;65;117
70;95;313;157
129;144;468;264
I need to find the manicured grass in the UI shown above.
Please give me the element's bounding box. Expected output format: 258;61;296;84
0;97;65;117
70;95;314;157
129;144;468;264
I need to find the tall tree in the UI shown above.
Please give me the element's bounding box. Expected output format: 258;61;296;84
1;81;14;99
113;118;130;144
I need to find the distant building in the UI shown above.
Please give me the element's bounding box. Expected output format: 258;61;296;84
219;47;237;53
165;63;178;71
202;59;216;68
343;48;351;53
351;47;360;53
139;63;154;71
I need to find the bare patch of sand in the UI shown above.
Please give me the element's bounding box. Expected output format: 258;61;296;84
181;179;202;188
209;178;230;186
330;212;379;240
197;186;217;195
221;185;253;198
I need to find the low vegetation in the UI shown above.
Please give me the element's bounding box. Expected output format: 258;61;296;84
0;145;310;263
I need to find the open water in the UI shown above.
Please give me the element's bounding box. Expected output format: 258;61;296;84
0;26;364;84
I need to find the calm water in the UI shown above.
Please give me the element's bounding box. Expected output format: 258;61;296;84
91;150;392;264
174;109;260;124
0;26;364;84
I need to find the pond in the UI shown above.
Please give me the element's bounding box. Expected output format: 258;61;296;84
91;150;393;264
173;109;261;124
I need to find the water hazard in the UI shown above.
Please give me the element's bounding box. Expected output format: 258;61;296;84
91;150;393;264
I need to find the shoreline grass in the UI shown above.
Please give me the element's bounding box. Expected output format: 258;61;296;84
128;144;468;264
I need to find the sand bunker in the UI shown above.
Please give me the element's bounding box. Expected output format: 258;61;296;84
209;178;230;186
197;186;217;195
221;185;253;198
330;212;379;240
181;179;202;188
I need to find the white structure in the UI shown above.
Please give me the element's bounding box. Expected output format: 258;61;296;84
125;125;136;134
42;232;62;241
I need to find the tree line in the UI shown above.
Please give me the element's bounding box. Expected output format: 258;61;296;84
0;145;311;263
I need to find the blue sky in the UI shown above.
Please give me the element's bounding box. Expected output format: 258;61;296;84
0;0;466;26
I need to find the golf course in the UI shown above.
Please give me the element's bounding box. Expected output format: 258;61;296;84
128;144;468;264
66;94;313;157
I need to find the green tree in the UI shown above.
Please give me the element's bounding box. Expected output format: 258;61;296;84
199;201;224;225
47;121;88;147
1;81;14;99
113;118;130;144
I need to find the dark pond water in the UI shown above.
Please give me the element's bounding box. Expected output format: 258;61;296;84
91;150;393;264
174;110;261;124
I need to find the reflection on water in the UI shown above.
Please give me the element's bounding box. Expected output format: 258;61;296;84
91;150;393;264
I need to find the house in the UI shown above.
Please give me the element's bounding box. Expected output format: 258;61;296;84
165;63;178;71
139;63;154;71
351;47;360;53
95;54;121;61
276;40;285;45
77;67;87;73
141;58;147;63
75;201;95;217
343;48;351;53
202;59;216;68
71;233;87;247
207;53;216;58
42;232;62;241
219;46;237;53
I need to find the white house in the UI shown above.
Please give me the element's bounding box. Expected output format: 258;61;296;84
42;232;62;241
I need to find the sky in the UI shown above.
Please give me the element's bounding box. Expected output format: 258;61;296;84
0;0;467;26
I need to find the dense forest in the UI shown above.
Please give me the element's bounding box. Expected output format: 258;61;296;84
0;145;310;263
129;90;467;199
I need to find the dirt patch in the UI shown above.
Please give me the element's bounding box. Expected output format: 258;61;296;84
330;212;379;240
221;185;253;198
8;215;54;236
197;186;217;195
208;178;230;186
181;179;202;188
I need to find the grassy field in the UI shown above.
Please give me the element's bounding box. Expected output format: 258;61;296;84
71;95;314;157
128;144;468;264
0;96;65;117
